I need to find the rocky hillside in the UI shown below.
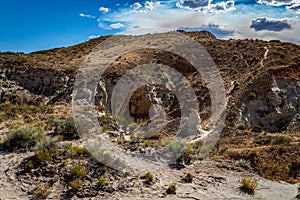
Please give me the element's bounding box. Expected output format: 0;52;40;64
0;31;299;199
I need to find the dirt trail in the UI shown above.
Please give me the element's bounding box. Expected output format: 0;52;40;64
260;46;270;68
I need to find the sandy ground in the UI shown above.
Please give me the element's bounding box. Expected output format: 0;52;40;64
0;128;298;200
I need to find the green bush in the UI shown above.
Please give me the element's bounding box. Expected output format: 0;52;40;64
70;163;87;178
97;177;109;188
66;145;87;158
249;92;257;98
33;184;51;198
254;135;272;146
69;179;83;191
26;160;35;169
141;172;154;184
63;67;76;74
0;102;53;120
251;125;263;133
36;149;52;162
238;159;251;170
237;125;247;130
166;183;177;194
101;166;108;174
271;135;291;145
2;126;45;151
178;144;195;164
54;118;79;140
183;172;193;183
240;177;258;194
53;118;88;140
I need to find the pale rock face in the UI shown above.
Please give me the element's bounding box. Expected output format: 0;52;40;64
287;113;300;132
0;68;71;96
240;78;300;132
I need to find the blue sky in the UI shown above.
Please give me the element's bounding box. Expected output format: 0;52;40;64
1;0;299;53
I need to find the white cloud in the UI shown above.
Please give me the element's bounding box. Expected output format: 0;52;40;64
180;23;235;38
211;6;300;44
145;1;161;11
89;35;101;39
109;23;125;29
99;7;109;13
100;3;209;35
208;1;235;13
96;1;300;44
132;2;142;10
79;13;96;19
287;3;300;13
176;0;212;9
130;1;160;13
176;0;235;13
257;0;298;6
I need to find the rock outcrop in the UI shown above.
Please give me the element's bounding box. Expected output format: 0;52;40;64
241;78;300;132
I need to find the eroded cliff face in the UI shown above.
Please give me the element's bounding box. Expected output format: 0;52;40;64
0;36;109;104
0;67;72;95
240;78;300;132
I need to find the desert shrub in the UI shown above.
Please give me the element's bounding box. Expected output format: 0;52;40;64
69;179;83;191
183;172;193;183
97;177;109;188
271;135;291;145
57;135;64;141
166;183;177;194
37;137;58;153
251;125;262;133
36;149;52;162
143;140;151;147
101;166;108;174
27;160;35;169
238;159;251;170
101;125;112;133
240;177;258;194
63;67;76;74
223;153;229;159
216;162;226;168
254;135;271;146
53;117;88;140
249;92;257;99
275;118;287;131
149;134;161;140
33;184;51;199
67;145;87;158
63;142;72;152
237;125;247;130
178;144;195;164
62;159;68;166
2;126;45;151
141;172;154;184
54;118;79;140
70;163;87;178
0;102;53;120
